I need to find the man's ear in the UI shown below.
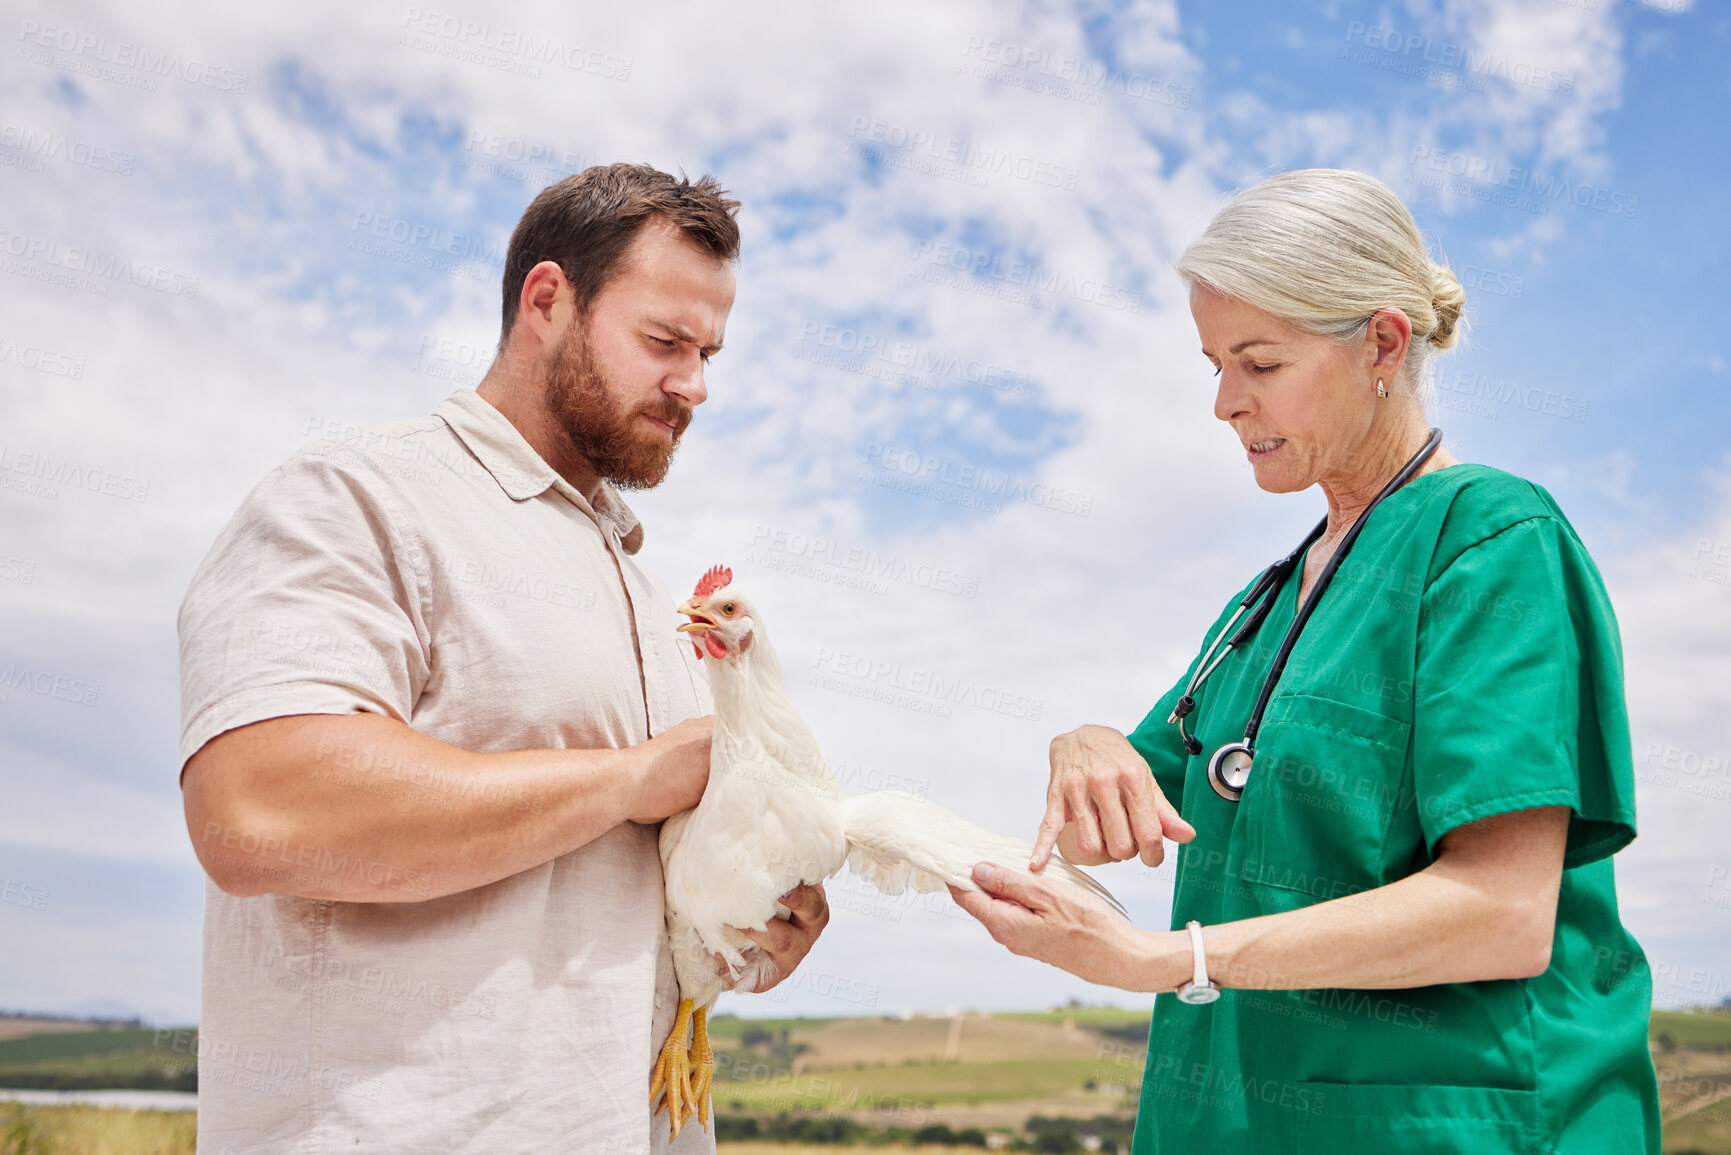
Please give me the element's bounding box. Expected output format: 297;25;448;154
514;260;570;351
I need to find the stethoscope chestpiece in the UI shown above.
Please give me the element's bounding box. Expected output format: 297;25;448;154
1207;742;1255;802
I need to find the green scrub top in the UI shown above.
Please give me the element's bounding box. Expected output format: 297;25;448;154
1125;465;1660;1155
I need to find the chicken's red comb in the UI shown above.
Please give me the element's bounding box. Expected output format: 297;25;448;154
692;565;733;599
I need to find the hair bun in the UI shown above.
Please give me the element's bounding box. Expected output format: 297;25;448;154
1429;263;1466;350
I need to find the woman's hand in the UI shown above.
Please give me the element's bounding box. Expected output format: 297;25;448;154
948;864;1182;992
962;806;1570;997
1031;725;1195;870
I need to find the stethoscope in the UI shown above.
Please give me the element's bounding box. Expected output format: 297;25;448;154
1169;428;1444;802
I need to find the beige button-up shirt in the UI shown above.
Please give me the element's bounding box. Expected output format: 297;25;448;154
178;389;713;1154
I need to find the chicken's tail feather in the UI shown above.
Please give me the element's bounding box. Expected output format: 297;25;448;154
842;791;1127;919
731;948;781;996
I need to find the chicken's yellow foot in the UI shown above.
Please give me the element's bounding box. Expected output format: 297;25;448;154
690;1005;715;1130
650;998;695;1140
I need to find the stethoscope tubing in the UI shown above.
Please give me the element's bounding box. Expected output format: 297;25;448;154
1180;428;1445;802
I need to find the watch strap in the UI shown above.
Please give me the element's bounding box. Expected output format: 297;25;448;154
1174;919;1220;1005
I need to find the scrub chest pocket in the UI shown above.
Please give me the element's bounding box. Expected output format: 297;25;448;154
1236;692;1414;908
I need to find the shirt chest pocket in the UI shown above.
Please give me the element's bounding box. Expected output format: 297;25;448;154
419;549;648;743
1234;693;1412;909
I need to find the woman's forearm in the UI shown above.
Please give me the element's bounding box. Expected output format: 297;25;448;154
1153;806;1569;992
956;807;1567;996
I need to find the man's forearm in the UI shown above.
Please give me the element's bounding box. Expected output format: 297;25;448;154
183;713;660;902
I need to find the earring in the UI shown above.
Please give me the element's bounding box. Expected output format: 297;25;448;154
1376;379;1388;398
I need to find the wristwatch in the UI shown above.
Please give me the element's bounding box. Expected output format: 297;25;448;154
1174;920;1220;1005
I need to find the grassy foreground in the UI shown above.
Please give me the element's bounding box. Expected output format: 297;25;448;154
0;1103;193;1155
0;1126;964;1155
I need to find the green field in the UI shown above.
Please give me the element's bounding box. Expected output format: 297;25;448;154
0;1031;167;1066
700;1007;1140;1138
996;1008;1150;1030
0;1029;194;1093
717;1058;1119;1112
1654;1010;1731;1050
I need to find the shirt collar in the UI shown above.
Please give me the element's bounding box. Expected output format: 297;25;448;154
434;389;645;554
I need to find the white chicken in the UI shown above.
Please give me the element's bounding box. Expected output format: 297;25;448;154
651;565;1122;1138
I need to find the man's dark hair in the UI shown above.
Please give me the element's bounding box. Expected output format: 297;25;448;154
500;163;741;338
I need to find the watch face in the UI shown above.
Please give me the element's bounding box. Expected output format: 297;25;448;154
1176;983;1220;1006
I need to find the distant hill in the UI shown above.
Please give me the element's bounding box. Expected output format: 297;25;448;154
0;1012;145;1043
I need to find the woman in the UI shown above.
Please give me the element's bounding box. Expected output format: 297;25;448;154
951;169;1660;1154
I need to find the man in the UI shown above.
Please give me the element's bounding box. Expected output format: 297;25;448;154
178;163;828;1154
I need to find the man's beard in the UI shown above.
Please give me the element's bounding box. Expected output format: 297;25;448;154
541;320;692;491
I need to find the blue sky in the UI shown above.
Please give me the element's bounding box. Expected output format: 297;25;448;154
0;0;1726;1026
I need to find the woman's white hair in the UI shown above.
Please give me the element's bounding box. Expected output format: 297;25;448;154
1176;168;1466;398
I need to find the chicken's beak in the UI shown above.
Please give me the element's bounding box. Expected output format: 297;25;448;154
676;599;713;633
677;598;724;662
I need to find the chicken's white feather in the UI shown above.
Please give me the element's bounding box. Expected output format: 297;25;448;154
660;597;847;1010
843;791;1128;918
659;576;1123;1032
